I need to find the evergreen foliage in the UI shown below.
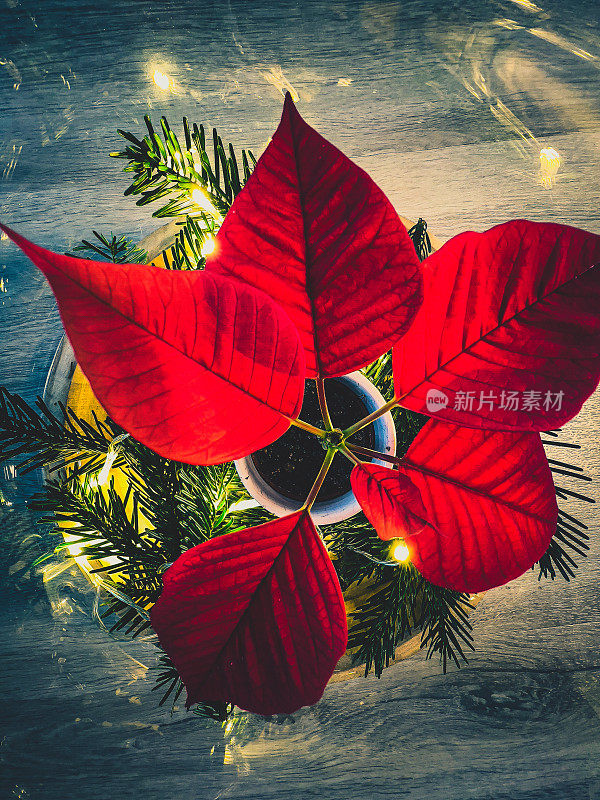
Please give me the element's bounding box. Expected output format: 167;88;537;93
159;215;217;271
418;581;475;672
407;218;432;262
67;230;148;264
0;387;122;478
345;567;421;678
111;115;254;219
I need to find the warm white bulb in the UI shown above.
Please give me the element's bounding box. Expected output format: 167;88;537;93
190;187;221;220
539;147;561;187
200;237;216;257
392;542;410;562
153;70;171;91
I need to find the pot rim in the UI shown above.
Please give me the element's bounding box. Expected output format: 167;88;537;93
234;371;396;525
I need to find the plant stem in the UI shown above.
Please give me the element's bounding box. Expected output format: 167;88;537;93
339;444;362;466
346;443;399;467
316;378;333;431
289;417;326;438
302;448;336;510
343;396;399;438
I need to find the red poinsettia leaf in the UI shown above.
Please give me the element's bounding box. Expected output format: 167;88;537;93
150;510;348;715
395;419;558;593
393;220;600;430
1;224;304;465
205;93;422;378
350;463;431;541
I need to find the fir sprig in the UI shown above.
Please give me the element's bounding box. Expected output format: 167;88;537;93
152;650;186;708
325;514;476;678
31;477;166;584
118;437;186;561
160;215;217;271
0;386;123;478
152;650;233;720
537;430;594;580
324;511;391;590
67;231;148;264
346;566;422;677
111;116;255;220
176;463;244;545
418;580;475;672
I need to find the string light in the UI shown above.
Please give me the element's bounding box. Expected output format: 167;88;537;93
190;186;222;220
153;70;171;91
540;147;561;187
200;236;216;257
391;541;410;563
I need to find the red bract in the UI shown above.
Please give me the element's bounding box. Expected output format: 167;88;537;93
150;511;348;714
393;219;600;430
358;421;558;593
5;93;600;715
350;463;430;540
0;224;305;465
205;93;423;378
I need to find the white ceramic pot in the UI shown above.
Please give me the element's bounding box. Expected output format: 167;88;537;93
234;371;396;525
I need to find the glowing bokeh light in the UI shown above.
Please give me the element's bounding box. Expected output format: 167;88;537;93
200;237;216;257
190;186;222;220
153;70;171;91
392;542;410;563
540;147;561;187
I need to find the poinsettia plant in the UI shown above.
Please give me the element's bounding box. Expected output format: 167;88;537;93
2;93;600;715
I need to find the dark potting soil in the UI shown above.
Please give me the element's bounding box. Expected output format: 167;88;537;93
251;379;376;503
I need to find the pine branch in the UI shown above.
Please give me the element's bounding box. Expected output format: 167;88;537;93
31;478;166;593
323;511;392;590
176;462;265;545
347;566;422;678
537;511;591;581
98;594;154;638
407;218;432;262
193;701;234;722
111;115;255;220
118;437;187;561
0;386;123;477
66;231;148;264
159;214;217;271
152;650;186;708
536;432;593;581
120;438;266;557
418;580;475;673
151;649;233;720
